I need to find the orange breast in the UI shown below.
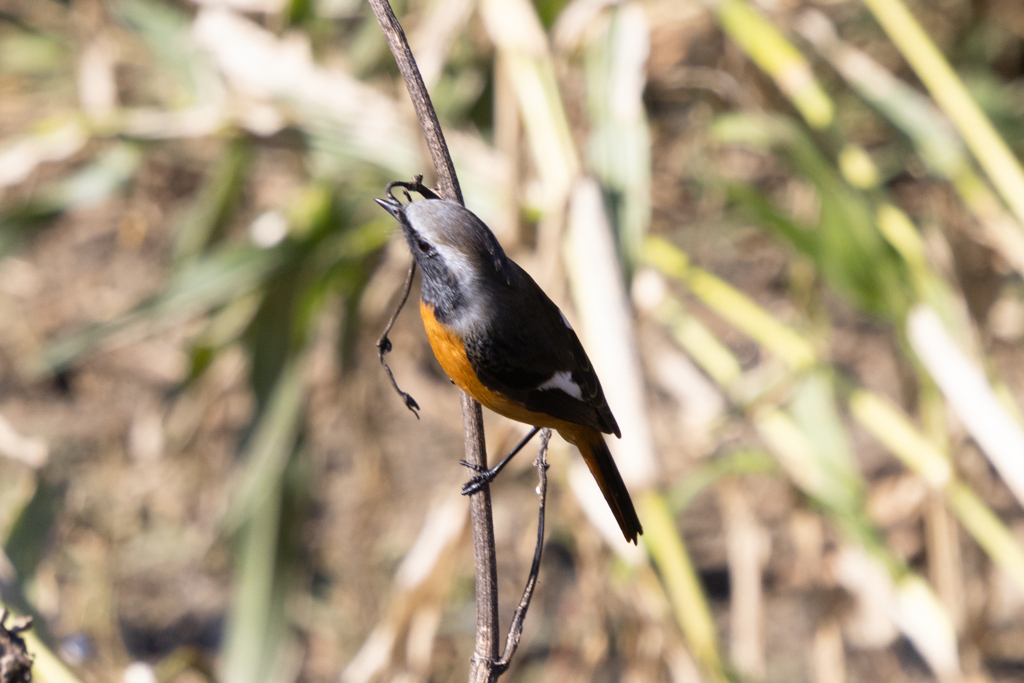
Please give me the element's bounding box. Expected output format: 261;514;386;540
419;300;567;431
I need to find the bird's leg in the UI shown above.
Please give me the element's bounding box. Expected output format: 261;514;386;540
461;426;541;495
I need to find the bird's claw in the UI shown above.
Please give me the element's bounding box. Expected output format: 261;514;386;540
460;460;495;495
461;472;492;496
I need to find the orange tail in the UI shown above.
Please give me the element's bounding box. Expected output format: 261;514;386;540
561;426;643;544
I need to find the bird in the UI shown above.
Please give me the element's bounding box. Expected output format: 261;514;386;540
375;190;643;544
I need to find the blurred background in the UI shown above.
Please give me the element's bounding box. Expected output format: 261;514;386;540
3;0;1024;681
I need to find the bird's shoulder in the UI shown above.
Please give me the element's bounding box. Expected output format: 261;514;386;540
466;264;620;436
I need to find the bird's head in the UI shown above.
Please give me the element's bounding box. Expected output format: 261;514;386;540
375;195;509;327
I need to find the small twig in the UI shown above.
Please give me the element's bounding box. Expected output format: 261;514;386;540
376;261;420;418
385;175;440;202
493;429;550;676
376;175;444;418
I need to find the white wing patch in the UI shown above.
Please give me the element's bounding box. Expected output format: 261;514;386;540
559;310;573;330
537;371;583;400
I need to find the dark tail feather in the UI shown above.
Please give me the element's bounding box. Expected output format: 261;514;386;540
571;428;643;544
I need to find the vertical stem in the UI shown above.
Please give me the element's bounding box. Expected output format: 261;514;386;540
463;393;498;682
366;0;463;205
365;3;497;679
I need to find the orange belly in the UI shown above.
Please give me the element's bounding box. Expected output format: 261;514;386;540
419;300;570;433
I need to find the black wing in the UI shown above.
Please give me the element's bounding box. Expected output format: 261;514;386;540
465;263;620;437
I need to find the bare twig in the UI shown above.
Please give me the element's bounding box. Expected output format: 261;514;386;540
385;176;439;202
375;175;445;417
378;172;450;417
493;429;551;675
367;0;463;206
376;261;420;418
366;2;500;681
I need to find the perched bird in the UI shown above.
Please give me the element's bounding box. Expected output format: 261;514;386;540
376;191;642;543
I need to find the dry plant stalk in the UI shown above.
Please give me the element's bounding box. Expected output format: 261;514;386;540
363;3;496;678
366;3;548;680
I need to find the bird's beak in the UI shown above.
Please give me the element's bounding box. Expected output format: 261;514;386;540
374;196;404;221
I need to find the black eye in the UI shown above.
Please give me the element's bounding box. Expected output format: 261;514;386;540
417;239;433;255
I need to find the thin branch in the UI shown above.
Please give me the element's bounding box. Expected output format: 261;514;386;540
375;176;444;416
366;3;498;681
462;392;498;682
366;0;463;205
376;261;420;418
493;429;551;675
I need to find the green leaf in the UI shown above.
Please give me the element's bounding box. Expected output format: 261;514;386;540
173;137;253;262
223;354;307;534
668;450;778;513
39;243;286;372
788;371;864;516
222;472;287;683
725;182;817;256
3;481;63;586
713;113;911;318
1;143;143;258
112;0;209;105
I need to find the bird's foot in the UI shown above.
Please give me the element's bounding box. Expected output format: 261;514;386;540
459;460;495;495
